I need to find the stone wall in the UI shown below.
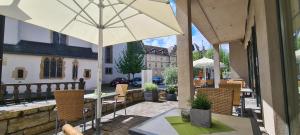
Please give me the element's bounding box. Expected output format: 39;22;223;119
0;89;144;135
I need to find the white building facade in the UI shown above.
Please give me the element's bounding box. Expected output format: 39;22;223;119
3;17;127;91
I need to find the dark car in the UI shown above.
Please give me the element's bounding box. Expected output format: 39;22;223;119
152;76;163;84
131;77;142;87
110;77;129;86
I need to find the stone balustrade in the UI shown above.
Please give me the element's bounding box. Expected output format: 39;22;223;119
0;79;85;105
0;89;144;135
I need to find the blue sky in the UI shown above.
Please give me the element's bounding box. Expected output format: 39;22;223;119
142;0;229;52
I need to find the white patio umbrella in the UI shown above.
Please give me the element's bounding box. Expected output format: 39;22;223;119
193;57;225;80
0;0;182;133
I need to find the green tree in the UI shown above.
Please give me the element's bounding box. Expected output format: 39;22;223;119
163;67;178;85
193;51;203;61
115;41;145;80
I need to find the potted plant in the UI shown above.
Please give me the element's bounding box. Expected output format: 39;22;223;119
166;85;177;101
190;94;212;128
143;83;158;102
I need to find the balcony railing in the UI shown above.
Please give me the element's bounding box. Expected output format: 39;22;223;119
0;78;85;105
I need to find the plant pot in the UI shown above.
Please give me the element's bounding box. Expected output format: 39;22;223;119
144;91;158;102
166;93;177;101
190;109;211;128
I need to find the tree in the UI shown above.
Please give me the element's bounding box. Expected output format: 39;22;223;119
163;67;178;85
193;51;203;61
115;41;145;80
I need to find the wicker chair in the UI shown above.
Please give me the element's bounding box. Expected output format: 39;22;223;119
54;90;86;134
196;88;233;115
219;83;242;106
103;84;128;118
194;80;205;87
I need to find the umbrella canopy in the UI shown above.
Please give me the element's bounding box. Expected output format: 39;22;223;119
193;57;225;68
0;0;182;46
0;0;182;133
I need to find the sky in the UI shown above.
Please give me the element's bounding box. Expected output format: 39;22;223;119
142;0;229;52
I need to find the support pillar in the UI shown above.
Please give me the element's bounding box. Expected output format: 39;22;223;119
229;40;249;84
213;44;220;88
176;0;193;109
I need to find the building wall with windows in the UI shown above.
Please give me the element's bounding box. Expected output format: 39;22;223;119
144;45;177;77
2;17;127;91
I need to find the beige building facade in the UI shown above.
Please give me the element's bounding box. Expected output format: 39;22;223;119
144;45;176;77
176;0;300;134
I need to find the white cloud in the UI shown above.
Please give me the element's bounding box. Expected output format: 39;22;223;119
143;35;176;48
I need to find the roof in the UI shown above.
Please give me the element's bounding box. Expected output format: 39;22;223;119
4;40;97;60
144;45;169;56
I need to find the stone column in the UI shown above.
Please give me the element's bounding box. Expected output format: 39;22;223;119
213;44;220;88
229;40;249;84
176;0;194;109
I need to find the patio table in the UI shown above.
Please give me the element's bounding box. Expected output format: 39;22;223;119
241;88;253;117
84;92;119;130
129;108;254;135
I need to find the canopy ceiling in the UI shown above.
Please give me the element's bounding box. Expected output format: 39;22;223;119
191;0;248;45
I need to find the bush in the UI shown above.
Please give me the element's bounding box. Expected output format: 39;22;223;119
191;94;212;110
163;67;178;85
144;83;158;92
166;85;177;94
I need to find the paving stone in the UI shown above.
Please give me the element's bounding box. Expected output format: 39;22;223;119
8;112;49;133
0;111;20;120
0;120;8;135
23;121;55;135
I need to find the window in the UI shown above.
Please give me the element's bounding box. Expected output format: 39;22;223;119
105;46;113;63
280;0;300;133
84;69;91;79
41;57;64;79
105;67;113;75
17;69;24;79
52;32;67;45
72;60;78;80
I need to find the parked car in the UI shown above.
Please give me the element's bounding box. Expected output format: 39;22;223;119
132;77;142;87
152;76;163;84
110;77;129;87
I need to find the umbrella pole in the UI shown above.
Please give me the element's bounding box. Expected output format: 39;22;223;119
96;0;103;134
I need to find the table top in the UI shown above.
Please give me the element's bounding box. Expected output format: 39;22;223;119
129;108;254;135
241;88;253;93
84;92;118;100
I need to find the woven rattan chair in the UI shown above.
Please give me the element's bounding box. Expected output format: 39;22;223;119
196;88;233;115
103;84;128;118
54;90;86;134
219;83;242;107
194;80;205;87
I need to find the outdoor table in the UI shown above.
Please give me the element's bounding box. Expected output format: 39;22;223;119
241;88;254;117
84;92;119;130
129;108;254;135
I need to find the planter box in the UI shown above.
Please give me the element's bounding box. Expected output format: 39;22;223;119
144;91;158;102
190;109;211;128
166;94;177;101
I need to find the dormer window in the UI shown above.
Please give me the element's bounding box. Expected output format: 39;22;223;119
52;32;67;45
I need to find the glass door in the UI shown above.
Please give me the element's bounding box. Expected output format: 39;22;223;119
279;0;300;134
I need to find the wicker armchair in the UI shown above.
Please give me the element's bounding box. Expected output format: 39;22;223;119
219;83;242;106
194;80;205;87
196;88;233;115
103;84;128;118
54;90;86;134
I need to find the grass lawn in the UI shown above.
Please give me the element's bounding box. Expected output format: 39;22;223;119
165;116;234;135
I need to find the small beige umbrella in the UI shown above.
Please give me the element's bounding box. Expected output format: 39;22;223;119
0;0;182;133
193;57;225;80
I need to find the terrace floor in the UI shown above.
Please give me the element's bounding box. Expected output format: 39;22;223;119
43;101;178;135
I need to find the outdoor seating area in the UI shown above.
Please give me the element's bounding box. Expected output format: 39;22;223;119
1;0;298;134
